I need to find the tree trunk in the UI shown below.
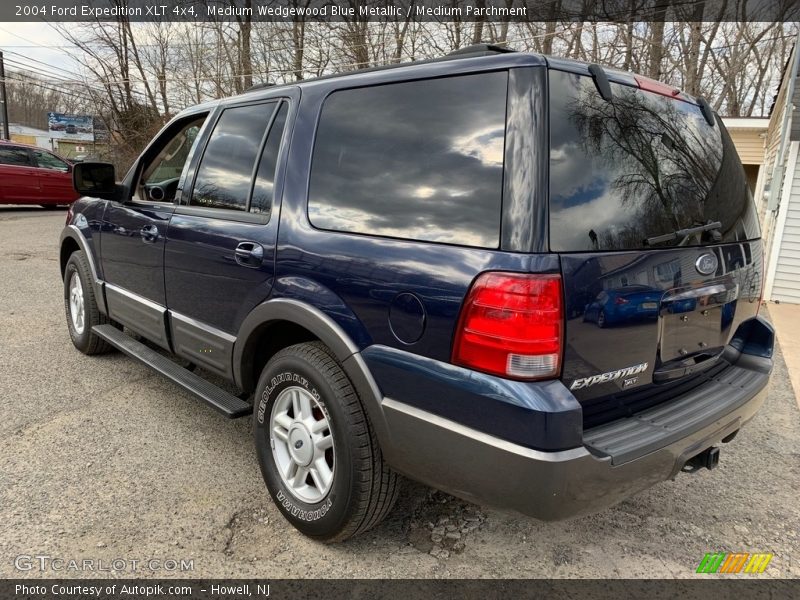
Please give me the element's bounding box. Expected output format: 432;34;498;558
240;0;253;89
647;19;666;79
472;0;485;44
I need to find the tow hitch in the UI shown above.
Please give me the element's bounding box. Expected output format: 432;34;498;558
682;447;720;473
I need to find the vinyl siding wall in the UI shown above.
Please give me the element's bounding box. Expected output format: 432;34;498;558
771;145;800;303
728;128;766;165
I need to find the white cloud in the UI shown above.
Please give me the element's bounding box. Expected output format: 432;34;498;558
451;125;504;167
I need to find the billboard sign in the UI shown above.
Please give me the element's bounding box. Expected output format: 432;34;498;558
92;117;109;142
47;112;94;141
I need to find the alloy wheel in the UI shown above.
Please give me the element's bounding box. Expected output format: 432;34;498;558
269;385;335;503
69;272;85;335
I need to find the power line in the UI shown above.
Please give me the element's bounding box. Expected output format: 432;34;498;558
1;50;158;101
2;71;96;103
2;56;123;97
4;15;787;63
1;17;789;116
6;23;790;88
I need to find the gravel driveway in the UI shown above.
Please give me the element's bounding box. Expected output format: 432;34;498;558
1;208;798;579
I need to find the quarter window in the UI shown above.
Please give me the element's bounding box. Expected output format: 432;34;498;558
191;102;276;212
308;72;508;248
250;102;288;217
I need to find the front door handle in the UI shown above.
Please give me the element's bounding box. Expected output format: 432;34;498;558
140;224;159;242
235;241;264;267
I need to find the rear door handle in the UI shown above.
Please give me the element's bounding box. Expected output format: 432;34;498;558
235;241;264;267
140;224;159;242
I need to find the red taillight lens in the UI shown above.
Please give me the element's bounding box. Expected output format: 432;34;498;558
614;296;629;305
452;272;563;380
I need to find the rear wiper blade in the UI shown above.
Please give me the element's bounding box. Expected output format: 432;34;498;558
644;221;722;246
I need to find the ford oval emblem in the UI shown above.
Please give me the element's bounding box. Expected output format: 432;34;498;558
695;253;719;275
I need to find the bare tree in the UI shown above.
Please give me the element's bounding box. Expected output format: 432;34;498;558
27;17;794;168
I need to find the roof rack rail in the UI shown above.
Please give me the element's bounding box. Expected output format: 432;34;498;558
245;82;276;92
447;44;517;58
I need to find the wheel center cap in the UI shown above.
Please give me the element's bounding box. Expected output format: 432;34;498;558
288;424;313;466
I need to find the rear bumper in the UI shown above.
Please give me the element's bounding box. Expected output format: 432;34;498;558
377;320;773;520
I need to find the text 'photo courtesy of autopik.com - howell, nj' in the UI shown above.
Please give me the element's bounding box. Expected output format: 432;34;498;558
1;1;800;599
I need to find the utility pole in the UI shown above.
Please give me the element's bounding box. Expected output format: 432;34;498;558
0;51;10;140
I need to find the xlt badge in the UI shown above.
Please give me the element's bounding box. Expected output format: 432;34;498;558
622;377;639;389
570;363;649;390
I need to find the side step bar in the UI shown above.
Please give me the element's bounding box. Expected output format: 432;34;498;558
92;324;252;418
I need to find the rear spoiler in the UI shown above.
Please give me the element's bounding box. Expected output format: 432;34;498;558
548;58;716;126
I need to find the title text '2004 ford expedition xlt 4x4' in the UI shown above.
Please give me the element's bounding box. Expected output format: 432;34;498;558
60;45;773;542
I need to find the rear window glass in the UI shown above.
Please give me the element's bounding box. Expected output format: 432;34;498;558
308;72;507;248
549;70;759;252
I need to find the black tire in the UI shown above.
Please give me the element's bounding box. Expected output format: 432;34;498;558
253;341;399;542
63;250;112;355
597;310;607;328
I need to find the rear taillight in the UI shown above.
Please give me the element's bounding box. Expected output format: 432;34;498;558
451;272;563;380
614;296;629;305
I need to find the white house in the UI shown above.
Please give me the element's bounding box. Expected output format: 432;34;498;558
754;43;800;304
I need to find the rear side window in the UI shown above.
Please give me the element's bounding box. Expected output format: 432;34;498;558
308;72;508;248
191;102;276;211
549;70;759;251
0;146;31;166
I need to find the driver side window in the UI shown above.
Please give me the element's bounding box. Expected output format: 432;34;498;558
134;115;207;203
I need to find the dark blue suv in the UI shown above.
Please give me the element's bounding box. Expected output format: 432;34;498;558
59;46;774;541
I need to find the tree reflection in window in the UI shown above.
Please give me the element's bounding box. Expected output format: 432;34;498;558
191;102;276;211
550;71;756;251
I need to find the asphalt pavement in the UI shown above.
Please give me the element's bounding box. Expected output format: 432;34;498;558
1;207;798;579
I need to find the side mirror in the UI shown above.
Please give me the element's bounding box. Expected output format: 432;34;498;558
73;162;119;201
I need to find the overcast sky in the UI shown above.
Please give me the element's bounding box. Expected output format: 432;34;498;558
0;23;81;76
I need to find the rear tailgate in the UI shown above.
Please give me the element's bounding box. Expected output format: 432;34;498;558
547;68;763;425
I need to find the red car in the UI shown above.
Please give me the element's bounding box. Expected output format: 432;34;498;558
0;141;79;206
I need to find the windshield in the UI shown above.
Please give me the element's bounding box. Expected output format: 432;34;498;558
548;70;759;252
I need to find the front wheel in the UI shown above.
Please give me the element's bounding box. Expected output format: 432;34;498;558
253;342;398;542
63;251;112;354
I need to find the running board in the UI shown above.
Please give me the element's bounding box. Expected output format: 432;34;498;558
92;324;252;418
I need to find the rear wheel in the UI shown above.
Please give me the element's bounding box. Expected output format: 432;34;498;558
63;251;112;355
253;342;399;542
597;310;607;328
